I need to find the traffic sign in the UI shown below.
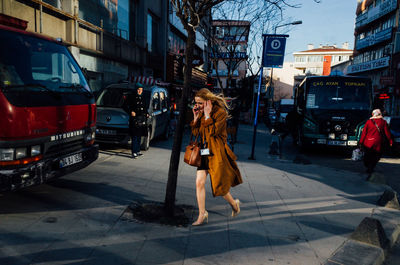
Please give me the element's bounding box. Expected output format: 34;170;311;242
262;34;289;68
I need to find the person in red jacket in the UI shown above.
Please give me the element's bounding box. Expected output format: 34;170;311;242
359;109;393;177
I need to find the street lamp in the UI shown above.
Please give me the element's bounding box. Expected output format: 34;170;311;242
268;20;302;104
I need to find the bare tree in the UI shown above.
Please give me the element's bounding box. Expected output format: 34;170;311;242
165;0;225;216
210;0;302;95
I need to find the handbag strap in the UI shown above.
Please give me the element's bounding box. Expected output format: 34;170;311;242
190;132;200;143
371;119;386;140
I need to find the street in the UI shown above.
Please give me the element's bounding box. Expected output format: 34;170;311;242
0;124;399;265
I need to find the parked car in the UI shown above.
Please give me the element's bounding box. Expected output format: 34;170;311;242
95;82;170;150
388;116;400;154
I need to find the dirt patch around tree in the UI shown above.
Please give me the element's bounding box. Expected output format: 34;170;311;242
121;201;194;227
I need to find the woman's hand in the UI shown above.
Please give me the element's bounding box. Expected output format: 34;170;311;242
204;100;212;118
193;106;200;122
131;111;136;117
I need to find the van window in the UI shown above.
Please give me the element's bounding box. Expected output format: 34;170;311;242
152;92;160;110
160;91;167;109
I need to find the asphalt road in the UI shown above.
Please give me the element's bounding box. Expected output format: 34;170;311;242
278;135;400;195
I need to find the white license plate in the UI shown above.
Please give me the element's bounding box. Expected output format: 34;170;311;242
60;153;83;168
97;129;117;135
327;140;347;146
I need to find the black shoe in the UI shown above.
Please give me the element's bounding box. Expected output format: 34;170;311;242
137;152;143;156
132;153;138;159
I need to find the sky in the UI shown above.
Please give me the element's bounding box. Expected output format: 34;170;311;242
280;0;359;62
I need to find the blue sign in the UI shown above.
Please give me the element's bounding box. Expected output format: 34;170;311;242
262;34;289;68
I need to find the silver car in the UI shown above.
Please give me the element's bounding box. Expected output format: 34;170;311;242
95;82;170;150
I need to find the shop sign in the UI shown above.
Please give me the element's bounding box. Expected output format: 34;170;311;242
380;76;395;85
347;57;390;74
210;52;247;59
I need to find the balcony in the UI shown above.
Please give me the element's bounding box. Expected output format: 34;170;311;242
356;27;393;50
355;0;396;29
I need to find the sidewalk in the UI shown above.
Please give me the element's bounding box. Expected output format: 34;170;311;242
1;124;399;265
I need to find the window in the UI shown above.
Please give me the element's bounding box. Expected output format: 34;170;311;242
160;91;168;109
43;0;61;8
152;92;160;110
229;79;237;88
147;14;153;52
147;13;159;53
129;0;136;41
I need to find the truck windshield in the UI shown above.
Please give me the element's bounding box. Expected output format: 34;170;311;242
0;28;90;94
306;81;370;110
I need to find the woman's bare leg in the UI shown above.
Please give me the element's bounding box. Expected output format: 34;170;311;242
194;170;208;223
223;192;238;212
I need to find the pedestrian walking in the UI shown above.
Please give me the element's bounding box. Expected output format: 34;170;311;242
125;84;148;158
359;109;393;178
190;88;243;226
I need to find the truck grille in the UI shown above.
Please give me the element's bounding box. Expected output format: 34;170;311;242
45;139;85;158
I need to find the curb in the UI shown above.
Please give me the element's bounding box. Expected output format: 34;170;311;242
324;204;400;265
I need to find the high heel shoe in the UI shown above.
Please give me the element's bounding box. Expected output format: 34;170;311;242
232;199;240;217
192;211;208;226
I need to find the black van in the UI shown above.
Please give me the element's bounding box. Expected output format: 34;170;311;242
95;82;170;150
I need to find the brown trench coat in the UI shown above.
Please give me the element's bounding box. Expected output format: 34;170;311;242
190;105;243;196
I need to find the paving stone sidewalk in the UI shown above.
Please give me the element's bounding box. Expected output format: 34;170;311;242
0;124;399;265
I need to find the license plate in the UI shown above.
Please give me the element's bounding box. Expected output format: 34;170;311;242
327;140;347;146
96;129;117;135
60;153;83;168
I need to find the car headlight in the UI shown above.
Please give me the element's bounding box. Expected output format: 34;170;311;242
31;145;41;156
329;133;335;139
15;147;27;159
0;148;14;161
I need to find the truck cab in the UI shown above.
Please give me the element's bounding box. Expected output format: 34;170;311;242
0;15;98;191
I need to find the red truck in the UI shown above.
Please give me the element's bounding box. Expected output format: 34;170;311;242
0;15;98;191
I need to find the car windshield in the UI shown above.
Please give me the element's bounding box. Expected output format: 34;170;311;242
306;80;371;110
96;88;150;108
0;28;90;94
280;105;294;113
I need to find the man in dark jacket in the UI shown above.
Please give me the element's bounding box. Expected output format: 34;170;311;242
125;84;148;158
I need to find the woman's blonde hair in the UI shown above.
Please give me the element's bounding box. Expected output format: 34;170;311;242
195;88;230;115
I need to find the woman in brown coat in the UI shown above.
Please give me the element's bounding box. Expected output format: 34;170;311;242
190;88;243;226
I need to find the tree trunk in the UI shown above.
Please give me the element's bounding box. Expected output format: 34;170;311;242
164;29;196;216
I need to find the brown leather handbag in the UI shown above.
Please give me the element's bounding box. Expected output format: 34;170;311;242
184;133;201;167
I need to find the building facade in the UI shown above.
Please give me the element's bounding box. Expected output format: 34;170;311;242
210;20;250;96
293;43;353;76
350;0;399;115
267;62;303;100
0;0;211;95
166;2;210;97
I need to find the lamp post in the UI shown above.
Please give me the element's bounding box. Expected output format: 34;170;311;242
268;20;302;104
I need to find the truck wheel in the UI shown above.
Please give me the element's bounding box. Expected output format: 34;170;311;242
141;127;151;151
